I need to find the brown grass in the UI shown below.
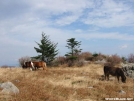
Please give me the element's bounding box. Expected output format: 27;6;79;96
0;64;134;101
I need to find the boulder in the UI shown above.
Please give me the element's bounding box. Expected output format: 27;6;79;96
95;59;106;64
119;90;126;95
121;63;134;78
0;82;19;95
126;70;133;78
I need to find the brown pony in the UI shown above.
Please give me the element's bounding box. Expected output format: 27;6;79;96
104;66;126;83
32;61;47;70
22;61;47;71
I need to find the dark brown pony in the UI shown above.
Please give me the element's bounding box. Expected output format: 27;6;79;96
104;66;126;83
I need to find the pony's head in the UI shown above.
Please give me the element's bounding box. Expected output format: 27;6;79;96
121;71;126;83
22;62;26;68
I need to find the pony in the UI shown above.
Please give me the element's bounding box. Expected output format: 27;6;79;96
104;65;126;83
22;61;47;71
32;61;47;71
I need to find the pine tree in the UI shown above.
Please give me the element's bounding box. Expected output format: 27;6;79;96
33;32;58;65
65;38;82;61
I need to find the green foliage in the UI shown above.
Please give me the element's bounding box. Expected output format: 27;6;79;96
122;56;127;63
65;38;82;65
33;32;58;65
92;53;98;57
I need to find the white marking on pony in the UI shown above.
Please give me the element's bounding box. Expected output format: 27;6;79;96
24;62;26;65
31;61;35;70
30;68;32;71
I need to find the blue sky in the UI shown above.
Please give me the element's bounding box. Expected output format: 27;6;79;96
0;0;134;66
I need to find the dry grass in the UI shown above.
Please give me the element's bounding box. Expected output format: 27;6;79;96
0;64;134;101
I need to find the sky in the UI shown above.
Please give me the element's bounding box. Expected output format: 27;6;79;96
0;0;134;66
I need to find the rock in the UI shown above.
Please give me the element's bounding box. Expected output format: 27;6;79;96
126;70;133;77
119;90;126;95
121;63;134;78
124;69;134;78
95;59;107;64
88;86;93;89
0;82;19;95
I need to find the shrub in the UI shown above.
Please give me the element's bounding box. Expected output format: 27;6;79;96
79;52;92;61
56;56;66;65
128;54;134;63
51;59;59;67
18;56;31;66
75;59;85;67
96;53;106;60
1;65;8;68
122;56;127;63
92;52;106;61
106;54;122;66
67;60;74;67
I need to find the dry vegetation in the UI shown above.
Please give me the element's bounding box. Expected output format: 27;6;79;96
0;64;134;101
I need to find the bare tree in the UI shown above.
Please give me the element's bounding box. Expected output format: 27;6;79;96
128;54;134;63
18;56;31;66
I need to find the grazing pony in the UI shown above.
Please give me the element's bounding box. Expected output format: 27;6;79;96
22;61;47;71
104;66;126;83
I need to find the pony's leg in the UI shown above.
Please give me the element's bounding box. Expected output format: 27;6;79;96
31;62;35;71
107;74;109;81
117;76;120;83
30;67;33;71
104;75;106;80
35;67;37;70
104;73;107;80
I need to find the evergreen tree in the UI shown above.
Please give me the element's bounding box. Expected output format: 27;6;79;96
65;38;82;61
33;32;58;65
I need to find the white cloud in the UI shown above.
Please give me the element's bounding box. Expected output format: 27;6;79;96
83;0;134;27
55;14;79;26
30;0;93;14
74;32;134;41
120;44;128;49
26;0;94;26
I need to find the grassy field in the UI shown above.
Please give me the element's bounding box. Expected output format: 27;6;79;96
0;64;134;101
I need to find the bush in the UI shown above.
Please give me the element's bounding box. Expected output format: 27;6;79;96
51;60;59;67
79;52;92;61
18;56;31;66
96;53;106;60
67;60;74;67
75;59;86;67
1;65;8;68
106;54;122;66
128;54;134;63
56;56;66;65
122;57;127;63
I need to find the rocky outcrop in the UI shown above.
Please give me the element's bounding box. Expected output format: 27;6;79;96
0;82;19;95
121;63;134;78
95;59;107;64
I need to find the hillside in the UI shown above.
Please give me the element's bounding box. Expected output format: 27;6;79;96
0;64;134;101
